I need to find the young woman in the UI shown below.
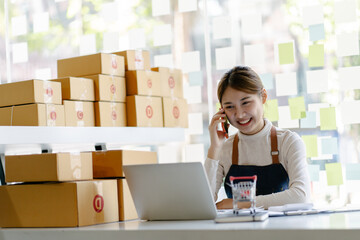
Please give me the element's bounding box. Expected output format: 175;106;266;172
205;66;311;210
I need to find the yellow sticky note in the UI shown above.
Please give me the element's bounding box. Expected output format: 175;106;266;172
325;162;343;186
320;107;337;130
288;96;306;120
278;42;295;65
309;44;324;67
264;99;279;122
216;102;221;112
301;135;318;158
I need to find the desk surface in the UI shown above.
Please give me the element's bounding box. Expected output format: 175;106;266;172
1;211;360;240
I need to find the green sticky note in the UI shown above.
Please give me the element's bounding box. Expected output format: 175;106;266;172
320;107;337;130
288;96;306;120
278;42;295;65
301;135;318;158
325;162;343;186
264;99;279;122
216;102;221;112
309;44;324;67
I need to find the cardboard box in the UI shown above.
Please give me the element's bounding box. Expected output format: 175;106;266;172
64;100;95;127
92;150;158;178
94;101;127;127
51;77;95;101
113;50;150;71
152;67;184;98
83;74;126;102
57;53;125;78
118;178;138;221
0;79;62;107
126;95;163;127
0;180;119;227
125;70;161;97
162;97;189;128
0;103;65;126
5;152;93;183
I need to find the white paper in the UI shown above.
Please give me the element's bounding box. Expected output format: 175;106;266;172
158;145;179;163
215;47;236;70
184;85;202;104
308;103;330;126
100;1;118;22
35;68;52;80
334;0;357;24
184;144;205;164
212;16;232;39
186;112;204;135
102;32;119;52
12;42;28;64
153;24;172;46
336;32;359;57
244;44;265;66
128;28;146;49
302;5;324;27
339;66;360;90
275;72;298;96
241;13;262;35
278;106;299;129
11;15;27;36
80;34;96;55
306;69;329;94
179;0;198;13
339;100;360;124
182;51;200;73
152;0;170;16
33;12;49;33
154;54;174;68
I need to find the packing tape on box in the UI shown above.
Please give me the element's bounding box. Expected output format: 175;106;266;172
80;78;89;100
110;102;117;126
43;80;54;104
70;152;82;179
95;181;104;196
145;71;153;96
75;101;85;127
135;50;144;70
110;75;116;102
46;104;57;126
145;96;153;127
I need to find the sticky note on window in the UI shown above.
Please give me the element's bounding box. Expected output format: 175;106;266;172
278;42;295;65
321;137;338;155
215;47;236;70
309;44;324;67
100;2;118;22
275;72;297;97
153;24;172;47
309;24;325;42
188;71;203;86
339;66;360;90
308;103;330;126
129;28;146;49
340;100;360;124
186;112;203;135
334;0;357;24
302;5;324;27
336;32;359;57
158;145;179;163
244;44;265;66
325;162;343;186
33;12;49;33
12;42;28;64
154;54;173;68
152;0;170;16
35;68;52;80
80;34;96;56
182;51;200;73
320;107;337;130
300;111;317;128
301;135;318;158
264;99;279;122
184;85;202;104
179;0;197;12
241;13;262;35
215;102;221;112
212;16;231;39
184;144;205;164
345;163;360;180
103;32;119;52
278;106;299;129
288;96;306;120
260;73;273;90
11;15;27;36
306;69;328;94
308;164;320;182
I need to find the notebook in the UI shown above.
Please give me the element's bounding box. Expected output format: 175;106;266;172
215;211;269;223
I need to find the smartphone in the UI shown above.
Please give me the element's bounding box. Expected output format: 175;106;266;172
221;115;229;139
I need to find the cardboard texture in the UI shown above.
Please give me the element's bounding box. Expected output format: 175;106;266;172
125;70;161;97
152;67;184;98
118;178;138;221
83;74;126;102
63;100;95;127
57;53;125;78
0;103;65;126
0;180;119;227
162;97;189;128
126;95;163;127
0;79;62;107
5;152;93;183
94;101;127;127
113;50;151;71
51;77;95;101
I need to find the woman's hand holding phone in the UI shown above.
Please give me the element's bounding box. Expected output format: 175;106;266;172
207;108;228;160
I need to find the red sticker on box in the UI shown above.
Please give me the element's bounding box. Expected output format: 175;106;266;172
50;111;57;120
168;76;175;89
173;106;180;119
93;194;104;213
46;87;53;97
77;111;84;120
111;110;117;120
146;105;153;119
110;84;116;94
147;79;152;88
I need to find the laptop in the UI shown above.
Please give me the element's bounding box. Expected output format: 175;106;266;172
123;162;217;221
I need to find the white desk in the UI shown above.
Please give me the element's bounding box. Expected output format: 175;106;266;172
1;211;360;240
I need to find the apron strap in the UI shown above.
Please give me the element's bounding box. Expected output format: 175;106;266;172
232;134;239;165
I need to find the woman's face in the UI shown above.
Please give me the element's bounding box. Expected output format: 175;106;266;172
221;87;267;135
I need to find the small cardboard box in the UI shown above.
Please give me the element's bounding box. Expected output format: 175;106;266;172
113;50;150;71
57;53;125;78
92;150;158;178
152;67;183;98
0;103;65;126
162;97;189;128
0;79;62;108
126;95;163;127
125;70;161;97
83;74;126;102
0;180;119;227
5;152;93;183
51;77;95;101
94;101;127;127
63;100;95;127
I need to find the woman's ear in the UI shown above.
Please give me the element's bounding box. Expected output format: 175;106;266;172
261;89;267;104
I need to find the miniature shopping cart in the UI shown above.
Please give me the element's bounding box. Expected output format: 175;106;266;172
229;175;257;215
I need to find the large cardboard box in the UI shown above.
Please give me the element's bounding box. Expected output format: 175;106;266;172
5;152;93;183
51;77;95;101
0;103;65;126
57;53;125;78
126;95;163;127
0;180;119;227
83;74;126;102
113;50;150;71
0;79;62;107
152;67;183;98
64;100;95;127
94;101;127;127
92;150;158;178
125;70;161;97
118;178;138;221
162;97;189;128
